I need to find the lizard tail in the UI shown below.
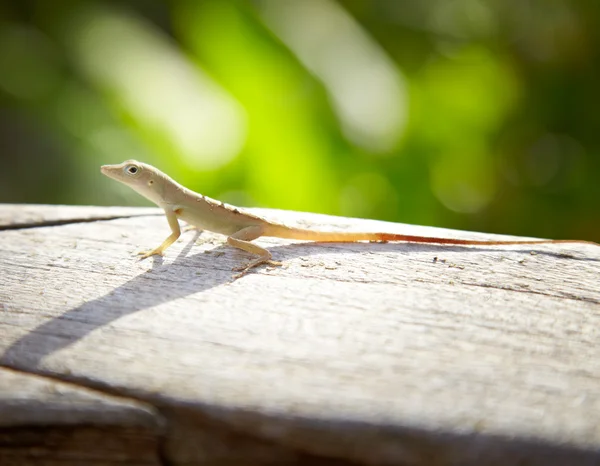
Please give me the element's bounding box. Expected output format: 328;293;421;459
262;224;599;246
263;224;386;242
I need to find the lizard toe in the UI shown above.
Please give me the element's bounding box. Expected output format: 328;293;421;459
138;249;164;259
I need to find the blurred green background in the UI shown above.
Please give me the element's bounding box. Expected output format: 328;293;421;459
0;0;598;241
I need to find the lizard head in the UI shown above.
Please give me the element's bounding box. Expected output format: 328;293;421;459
101;160;165;204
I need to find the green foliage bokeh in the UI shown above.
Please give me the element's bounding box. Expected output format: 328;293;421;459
0;0;598;241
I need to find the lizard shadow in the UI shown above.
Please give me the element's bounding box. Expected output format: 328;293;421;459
0;231;232;369
2;233;598;370
266;239;600;263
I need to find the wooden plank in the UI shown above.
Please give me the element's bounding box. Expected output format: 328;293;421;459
0;367;161;465
1;203;599;465
0;203;160;228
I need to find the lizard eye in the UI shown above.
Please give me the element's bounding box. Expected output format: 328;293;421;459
125;165;140;176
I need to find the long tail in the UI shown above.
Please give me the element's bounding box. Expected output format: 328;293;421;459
262;224;599;246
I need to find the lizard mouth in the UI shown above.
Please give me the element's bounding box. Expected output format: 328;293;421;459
100;165;117;179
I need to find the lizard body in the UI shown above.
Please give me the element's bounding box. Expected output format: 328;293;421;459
101;160;598;278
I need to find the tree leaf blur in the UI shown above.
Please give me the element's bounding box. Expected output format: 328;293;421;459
0;0;598;241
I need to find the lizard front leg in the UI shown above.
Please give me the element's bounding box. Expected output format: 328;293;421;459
138;207;181;259
227;226;282;279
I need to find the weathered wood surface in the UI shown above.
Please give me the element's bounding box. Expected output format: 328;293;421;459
0;366;161;465
1;203;599;465
0;203;161;229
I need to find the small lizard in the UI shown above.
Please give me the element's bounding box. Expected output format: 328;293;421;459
101;160;599;278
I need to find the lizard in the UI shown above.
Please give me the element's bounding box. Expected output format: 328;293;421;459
101;160;599;278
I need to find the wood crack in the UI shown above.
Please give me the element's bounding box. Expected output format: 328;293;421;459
0;214;162;231
460;280;600;305
0;363;169;465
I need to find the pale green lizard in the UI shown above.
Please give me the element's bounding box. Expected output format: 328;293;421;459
101;160;599;278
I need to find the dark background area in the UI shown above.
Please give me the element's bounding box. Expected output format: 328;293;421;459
1;0;598;241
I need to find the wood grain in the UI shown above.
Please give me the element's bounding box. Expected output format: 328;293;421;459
0;203;161;228
0;366;161;465
1;203;599;465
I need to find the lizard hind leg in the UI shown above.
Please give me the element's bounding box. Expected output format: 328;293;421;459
227;226;282;279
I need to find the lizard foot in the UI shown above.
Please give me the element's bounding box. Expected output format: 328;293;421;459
232;259;282;280
137;249;165;260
